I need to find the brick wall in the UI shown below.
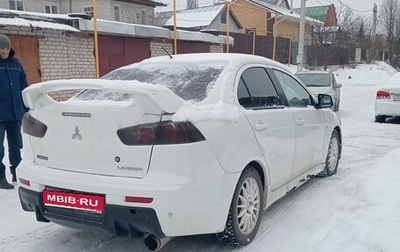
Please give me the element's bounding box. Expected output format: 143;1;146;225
25;0;61;13
210;44;223;53
150;41;173;57
0;0;155;24
0;25;95;101
111;0;154;24
38;31;96;80
0;26;96;80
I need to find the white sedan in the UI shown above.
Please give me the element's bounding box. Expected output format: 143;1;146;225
374;72;400;123
295;71;342;112
18;53;341;250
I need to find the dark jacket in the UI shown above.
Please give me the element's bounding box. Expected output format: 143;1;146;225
0;48;28;121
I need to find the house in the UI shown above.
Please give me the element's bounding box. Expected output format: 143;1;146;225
293;4;338;27
231;0;320;43
0;0;167;25
293;4;339;45
156;4;243;33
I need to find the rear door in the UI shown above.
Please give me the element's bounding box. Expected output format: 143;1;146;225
238;66;296;191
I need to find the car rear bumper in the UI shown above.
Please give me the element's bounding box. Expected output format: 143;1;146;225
19;186;165;238
17;148;240;237
375;100;400;117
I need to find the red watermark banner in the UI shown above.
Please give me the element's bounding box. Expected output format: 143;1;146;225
43;190;104;213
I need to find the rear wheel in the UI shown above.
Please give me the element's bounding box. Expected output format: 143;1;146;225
375;115;386;123
318;131;340;177
216;167;263;246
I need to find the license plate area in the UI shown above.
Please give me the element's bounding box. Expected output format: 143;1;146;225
393;94;400;101
42;189;105;213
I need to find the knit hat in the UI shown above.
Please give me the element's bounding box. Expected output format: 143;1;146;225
0;34;11;49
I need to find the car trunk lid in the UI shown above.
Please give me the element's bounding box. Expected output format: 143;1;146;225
22;79;184;178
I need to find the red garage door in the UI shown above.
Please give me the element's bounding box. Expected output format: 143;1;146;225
8;35;41;85
98;36;151;77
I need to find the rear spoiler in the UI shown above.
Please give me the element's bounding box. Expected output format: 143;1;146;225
22;79;184;114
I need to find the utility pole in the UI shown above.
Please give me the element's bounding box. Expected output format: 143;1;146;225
173;0;177;54
372;3;377;61
297;0;306;71
92;0;100;78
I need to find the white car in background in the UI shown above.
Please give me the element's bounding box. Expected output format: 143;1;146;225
295;71;342;112
17;53;341;250
374;72;400;123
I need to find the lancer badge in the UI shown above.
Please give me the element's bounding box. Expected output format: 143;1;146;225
71;126;83;140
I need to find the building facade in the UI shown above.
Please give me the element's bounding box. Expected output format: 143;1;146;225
0;0;166;24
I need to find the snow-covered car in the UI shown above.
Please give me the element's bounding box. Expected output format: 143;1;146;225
295;71;342;112
18;53;341;250
374;72;400;123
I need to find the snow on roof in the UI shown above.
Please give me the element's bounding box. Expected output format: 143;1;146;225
78;18;228;44
249;0;323;25
164;4;225;28
0;8;80;32
0;8;227;45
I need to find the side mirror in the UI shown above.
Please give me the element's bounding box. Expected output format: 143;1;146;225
317;94;333;109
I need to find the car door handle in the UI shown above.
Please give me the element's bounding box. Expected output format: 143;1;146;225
296;119;304;126
255;123;268;131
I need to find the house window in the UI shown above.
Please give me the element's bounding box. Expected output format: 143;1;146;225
45;3;59;14
9;0;24;11
141;10;147;24
114;5;121;21
83;6;94;17
221;10;226;24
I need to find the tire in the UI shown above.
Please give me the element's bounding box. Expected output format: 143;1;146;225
216;167;263;247
318;131;340;177
375;115;386;123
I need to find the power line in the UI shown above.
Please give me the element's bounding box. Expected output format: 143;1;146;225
336;0;373;13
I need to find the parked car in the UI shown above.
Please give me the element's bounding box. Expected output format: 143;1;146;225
295;70;342;112
18;53;341;250
374;72;400;123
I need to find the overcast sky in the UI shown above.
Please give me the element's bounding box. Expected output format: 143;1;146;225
157;0;384;14
292;0;382;10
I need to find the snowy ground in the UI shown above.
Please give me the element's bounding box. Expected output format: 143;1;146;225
1;61;400;252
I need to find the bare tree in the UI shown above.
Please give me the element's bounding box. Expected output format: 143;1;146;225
379;0;399;64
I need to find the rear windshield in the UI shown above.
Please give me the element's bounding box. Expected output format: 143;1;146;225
296;73;331;87
102;62;225;102
74;89;133;101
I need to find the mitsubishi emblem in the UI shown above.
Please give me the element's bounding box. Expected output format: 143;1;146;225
71;126;83;140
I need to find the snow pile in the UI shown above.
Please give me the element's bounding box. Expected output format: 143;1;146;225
335;61;397;87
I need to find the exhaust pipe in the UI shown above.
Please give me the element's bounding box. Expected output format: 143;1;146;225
143;233;174;251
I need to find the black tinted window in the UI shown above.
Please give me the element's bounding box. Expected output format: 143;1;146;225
238;67;280;108
296;73;331;87
274;70;311;107
237;78;253;108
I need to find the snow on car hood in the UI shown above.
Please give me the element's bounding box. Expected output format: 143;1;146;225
306;86;333;96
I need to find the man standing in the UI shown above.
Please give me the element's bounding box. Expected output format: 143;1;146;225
0;33;28;189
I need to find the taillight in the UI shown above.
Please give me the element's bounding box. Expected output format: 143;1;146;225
22;113;48;138
117;121;205;145
376;90;390;99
